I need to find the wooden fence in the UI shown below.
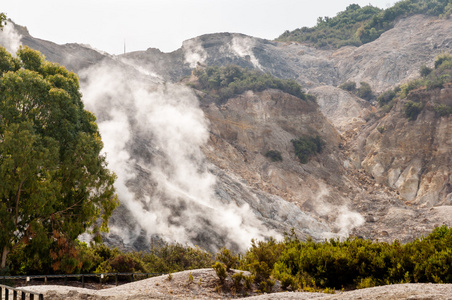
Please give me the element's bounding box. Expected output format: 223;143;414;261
0;284;44;300
0;272;165;288
0;272;166;299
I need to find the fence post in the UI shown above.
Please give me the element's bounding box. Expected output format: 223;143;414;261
44;277;47;285
82;275;85;288
13;290;17;300
64;276;67;286
30;295;33;300
20;291;25;300
115;274;118;286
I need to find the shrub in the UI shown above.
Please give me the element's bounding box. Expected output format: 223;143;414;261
216;248;238;271
265;150;283;162
356;277;377;289
434;104;452;116
212;262;227;283
339;81;356;91
243;238;284;283
419;65;432;77
404;101;424;120
291;135;325;164
279;273;299;291
434;52;452;69
357;82;373;101
231;272;245;291
377;90;397;107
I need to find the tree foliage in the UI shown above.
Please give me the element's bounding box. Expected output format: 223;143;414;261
0;46;118;271
193;65;313;103
277;0;452;49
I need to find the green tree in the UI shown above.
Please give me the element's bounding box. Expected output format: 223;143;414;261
0;46;118;271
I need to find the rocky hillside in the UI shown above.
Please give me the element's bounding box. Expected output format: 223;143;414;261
7;12;452;251
352;84;452;207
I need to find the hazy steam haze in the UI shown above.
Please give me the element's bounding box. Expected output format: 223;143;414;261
183;37;208;68
0;22;22;54
80;60;271;251
312;182;365;239
229;36;263;70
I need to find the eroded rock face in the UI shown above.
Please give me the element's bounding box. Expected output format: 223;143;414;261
310;86;371;133
354;87;452;207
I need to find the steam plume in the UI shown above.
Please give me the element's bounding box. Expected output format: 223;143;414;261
313;182;364;239
80;60;271;251
182;37;207;68
229;36;263;70
0;22;22;54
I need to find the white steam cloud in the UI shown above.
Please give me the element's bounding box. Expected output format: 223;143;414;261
313;182;365;239
0;22;22;54
182;38;207;68
229;36;263;70
80;60;269;251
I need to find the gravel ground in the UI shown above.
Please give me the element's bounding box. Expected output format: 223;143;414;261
21;269;452;300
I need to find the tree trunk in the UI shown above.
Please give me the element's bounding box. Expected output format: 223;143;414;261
1;246;9;269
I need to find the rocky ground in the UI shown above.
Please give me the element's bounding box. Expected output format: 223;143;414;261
20;269;452;299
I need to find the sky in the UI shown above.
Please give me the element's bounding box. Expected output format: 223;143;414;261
2;0;396;55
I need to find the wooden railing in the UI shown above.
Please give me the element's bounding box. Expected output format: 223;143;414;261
0;272;165;288
0;284;44;300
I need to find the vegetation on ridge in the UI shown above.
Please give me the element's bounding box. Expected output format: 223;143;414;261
377;52;452;120
277;0;452;49
339;81;374;101
192;65;314;103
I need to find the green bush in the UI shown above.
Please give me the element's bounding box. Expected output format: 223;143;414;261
357;82;374;101
242;238;284;283
404;100;424;120
434;104;452;116
231;272;245;291
339;81;373;100
377;90;397;107
291;136;325;164
434;52;452;69
339;81;356;91
419;65;433;77
265;150;283;162
216;248;238;271
212;261;227;283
